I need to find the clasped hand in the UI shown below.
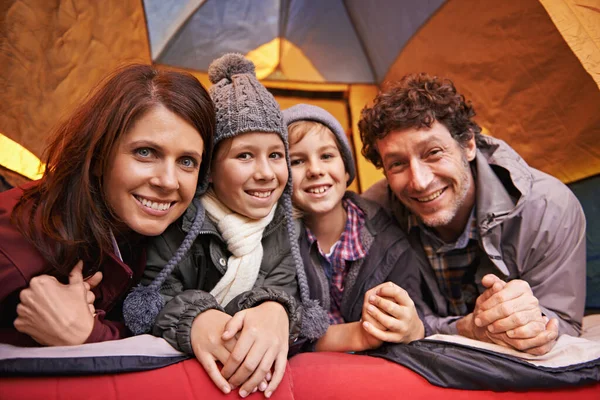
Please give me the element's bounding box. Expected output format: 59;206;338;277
360;281;425;345
190;301;289;398
459;274;558;355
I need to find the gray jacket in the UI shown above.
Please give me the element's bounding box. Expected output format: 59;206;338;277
143;201;301;354
363;136;586;336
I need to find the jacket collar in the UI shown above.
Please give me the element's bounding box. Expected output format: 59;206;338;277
475;136;534;230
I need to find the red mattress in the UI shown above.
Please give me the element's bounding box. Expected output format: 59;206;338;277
1;352;599;400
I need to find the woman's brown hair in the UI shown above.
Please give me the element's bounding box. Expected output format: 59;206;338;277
11;64;215;276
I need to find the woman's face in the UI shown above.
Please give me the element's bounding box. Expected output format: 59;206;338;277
210;132;288;219
102;105;204;236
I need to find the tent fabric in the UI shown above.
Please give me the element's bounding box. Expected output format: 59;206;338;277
0;0;151;160
540;0;600;90
144;0;446;84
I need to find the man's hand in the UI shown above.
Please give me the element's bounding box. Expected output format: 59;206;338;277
220;301;289;398
14;261;96;346
361;282;425;343
457;275;557;355
189;309;237;395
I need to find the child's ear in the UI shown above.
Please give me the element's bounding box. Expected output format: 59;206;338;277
345;172;350;184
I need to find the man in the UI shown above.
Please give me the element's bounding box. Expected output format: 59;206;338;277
359;73;586;355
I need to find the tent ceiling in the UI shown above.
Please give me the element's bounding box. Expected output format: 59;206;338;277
143;0;446;84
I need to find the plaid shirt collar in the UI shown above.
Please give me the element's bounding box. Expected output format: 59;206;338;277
306;197;367;261
408;207;479;252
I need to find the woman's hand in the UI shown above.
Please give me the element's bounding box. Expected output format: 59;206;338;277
220;301;289;398
14;261;96;346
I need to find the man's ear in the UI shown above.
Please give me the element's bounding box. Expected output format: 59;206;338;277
464;134;477;162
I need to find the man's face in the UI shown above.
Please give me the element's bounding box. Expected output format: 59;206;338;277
375;121;477;240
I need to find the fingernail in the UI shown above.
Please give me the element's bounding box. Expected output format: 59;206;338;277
487;325;495;333
369;295;376;303
547;331;557;341
367;305;375;313
265;391;272;398
363;321;371;329
474;318;482;327
259;381;268;391
507;330;514;337
222;386;231;394
266;372;272;381
252;387;258;393
239;390;248;398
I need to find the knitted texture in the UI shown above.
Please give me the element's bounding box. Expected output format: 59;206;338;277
122;199;205;335
283;104;356;185
201;188;276;306
208;53;286;150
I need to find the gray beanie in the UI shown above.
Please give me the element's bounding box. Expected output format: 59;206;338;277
283;104;356;186
208;53;286;148
125;54;329;340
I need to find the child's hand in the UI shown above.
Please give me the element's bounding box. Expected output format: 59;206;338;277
220;301;289;398
361;282;425;343
189;309;237;395
358;296;386;350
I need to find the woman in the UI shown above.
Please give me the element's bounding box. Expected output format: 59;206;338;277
0;64;214;347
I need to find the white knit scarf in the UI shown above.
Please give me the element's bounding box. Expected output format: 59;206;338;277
201;188;276;306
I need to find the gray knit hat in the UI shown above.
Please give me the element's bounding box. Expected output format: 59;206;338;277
208;53;286;149
283;104;356;185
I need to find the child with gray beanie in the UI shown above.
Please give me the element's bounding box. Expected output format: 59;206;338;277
127;54;328;398
283;104;427;354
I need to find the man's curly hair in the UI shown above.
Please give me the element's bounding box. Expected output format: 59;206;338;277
359;73;483;169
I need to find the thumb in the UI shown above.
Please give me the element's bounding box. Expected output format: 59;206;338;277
481;274;503;289
85;271;103;289
69;260;85;285
222;311;246;341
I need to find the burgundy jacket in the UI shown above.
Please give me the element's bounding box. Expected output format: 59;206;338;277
0;184;146;346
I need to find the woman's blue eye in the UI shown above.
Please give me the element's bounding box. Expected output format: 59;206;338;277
136;148;152;157
180;157;197;168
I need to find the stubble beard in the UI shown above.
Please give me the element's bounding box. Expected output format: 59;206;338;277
410;154;472;229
